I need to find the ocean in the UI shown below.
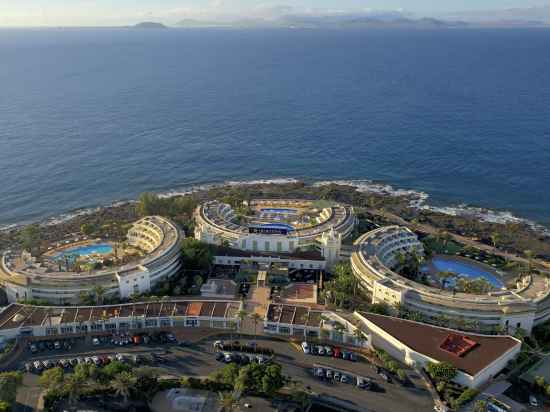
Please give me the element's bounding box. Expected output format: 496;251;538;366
1;28;550;230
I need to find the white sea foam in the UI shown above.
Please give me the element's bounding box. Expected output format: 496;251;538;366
157;178;300;199
1;177;548;236
313;179;550;236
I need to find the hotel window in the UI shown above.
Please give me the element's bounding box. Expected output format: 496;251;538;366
277;242;282;252
186;319;199;327
289;241;295;250
265;241;270;251
252;240;258;251
241;239;247;249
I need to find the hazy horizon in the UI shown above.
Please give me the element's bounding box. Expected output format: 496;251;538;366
2;1;550;27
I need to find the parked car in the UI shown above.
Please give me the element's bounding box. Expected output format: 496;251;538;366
379;372;392;383
166;333;177;343
132;335;142;345
334;372;341;381
326;369;334;379
84;357;93;365
315;368;325;378
349;352;358;362
324;346;333;356
92;337;100;346
340;374;350;384
142;335;151;344
215;352;225;362
54;341;61;350
333;347;341;358
24;363;33;373
30;344;38;354
341;351;350;360
301;342;310;354
529;395;539;407
256;355;268;365
223;353;233;363
357;377;372;389
310;345;318;355
213;340;224;350
316;346;325;356
33;361;43;371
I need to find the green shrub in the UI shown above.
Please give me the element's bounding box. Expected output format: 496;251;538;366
451;388;479;409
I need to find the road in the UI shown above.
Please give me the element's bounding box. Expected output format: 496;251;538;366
15;333;433;412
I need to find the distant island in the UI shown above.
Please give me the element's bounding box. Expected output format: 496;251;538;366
132;22;168;29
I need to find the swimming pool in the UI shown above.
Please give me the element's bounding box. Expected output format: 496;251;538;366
425;256;504;289
260;208;297;214
259;223;295;231
54;243;113;259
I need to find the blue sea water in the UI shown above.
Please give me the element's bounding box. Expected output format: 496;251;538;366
1;28;550;228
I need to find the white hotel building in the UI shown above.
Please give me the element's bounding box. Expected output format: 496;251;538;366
0;216;183;305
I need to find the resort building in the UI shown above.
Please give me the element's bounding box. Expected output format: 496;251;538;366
0;300;241;340
194;199;355;270
351;226;550;334
355;312;522;388
213;246;327;272
0;216;183;304
263;303;367;347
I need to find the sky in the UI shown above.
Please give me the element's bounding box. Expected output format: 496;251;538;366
1;0;550;26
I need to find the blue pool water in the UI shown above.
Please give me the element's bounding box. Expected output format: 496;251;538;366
55;244;113;259
261;208;297;214
259;223;295;231
428;257;504;288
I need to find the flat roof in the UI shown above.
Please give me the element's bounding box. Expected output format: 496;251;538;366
0;300;241;331
266;303;324;327
360;313;520;377
213;246;325;262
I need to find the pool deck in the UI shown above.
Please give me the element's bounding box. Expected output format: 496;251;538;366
423;255;506;289
42;240;113;257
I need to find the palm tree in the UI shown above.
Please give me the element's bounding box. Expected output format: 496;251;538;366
353;326;366;347
303;311;311;343
64;374;85;406
438;271;455;290
490;232;500;249
218;391;240;412
525;250;535;274
236;309;248;340
92;285;106;306
111;371;137;407
249;312;262;347
319;314;330;342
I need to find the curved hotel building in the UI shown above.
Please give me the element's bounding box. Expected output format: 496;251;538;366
0;216;182;305
351;226;550;334
194;199;355;268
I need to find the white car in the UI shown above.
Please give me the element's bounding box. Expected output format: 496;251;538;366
92;356;101;366
324;346;333;356
33;360;43;371
92;337;100;346
529;395;539;407
301;342;310;354
316;346;325;356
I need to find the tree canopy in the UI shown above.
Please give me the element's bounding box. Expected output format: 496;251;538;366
427;361;458;382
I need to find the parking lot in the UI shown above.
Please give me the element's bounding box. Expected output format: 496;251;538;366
14;332;433;412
